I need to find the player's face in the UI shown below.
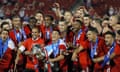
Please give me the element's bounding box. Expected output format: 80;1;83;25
2;24;10;31
44;17;52;27
87;31;95;42
74;9;84;18
72;21;81;32
12;17;21;29
29;19;36;26
32;28;40;40
105;34;113;46
91;20;97;28
58;21;67;32
109;16;117;26
1;30;9;41
83;17;90;26
64;12;72;22
102;20;109;27
35;13;43;21
51;31;60;41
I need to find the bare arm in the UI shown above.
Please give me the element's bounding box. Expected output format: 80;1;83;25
53;3;63;19
93;53;116;63
15;49;22;64
71;45;84;61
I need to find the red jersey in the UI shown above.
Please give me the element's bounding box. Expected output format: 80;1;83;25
45;39;67;72
105;43;120;72
0;39;15;72
60;31;74;44
9;26;31;46
73;29;86;47
19;38;44;71
81;37;106;71
39;24;52;45
58;39;68;72
39;24;58;45
71;29;88;71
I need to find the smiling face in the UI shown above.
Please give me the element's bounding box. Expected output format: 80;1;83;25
64;11;72;22
105;34;114;46
32;28;40;40
35;12;44;24
12;17;21;29
51;31;60;42
58;21;67;32
74;9;84;18
87;31;96;42
44;16;52;27
35;13;43;21
72;21;81;32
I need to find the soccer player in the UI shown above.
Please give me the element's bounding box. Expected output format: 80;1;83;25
15;27;44;72
0;29;15;72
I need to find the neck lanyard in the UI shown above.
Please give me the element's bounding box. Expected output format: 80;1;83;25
73;29;82;46
90;37;98;59
52;39;60;57
0;38;9;58
102;42;115;67
14;29;21;43
44;48;52;72
20;28;27;40
14;28;26;43
45;26;52;39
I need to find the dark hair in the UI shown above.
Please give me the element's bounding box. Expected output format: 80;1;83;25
74;20;83;26
52;29;61;35
29;17;37;23
103;17;109;21
35;10;43;15
93;18;102;25
104;31;115;38
117;30;120;35
1;22;9;28
45;15;54;21
35;10;44;19
58;19;66;24
1;29;9;34
84;14;91;19
32;27;40;33
12;15;21;20
88;27;98;34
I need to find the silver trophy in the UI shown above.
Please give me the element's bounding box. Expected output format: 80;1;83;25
31;44;59;72
31;44;46;60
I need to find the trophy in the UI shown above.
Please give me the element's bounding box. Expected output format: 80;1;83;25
31;44;46;60
31;44;58;72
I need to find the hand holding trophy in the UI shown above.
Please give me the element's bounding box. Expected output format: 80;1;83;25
31;44;46;60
